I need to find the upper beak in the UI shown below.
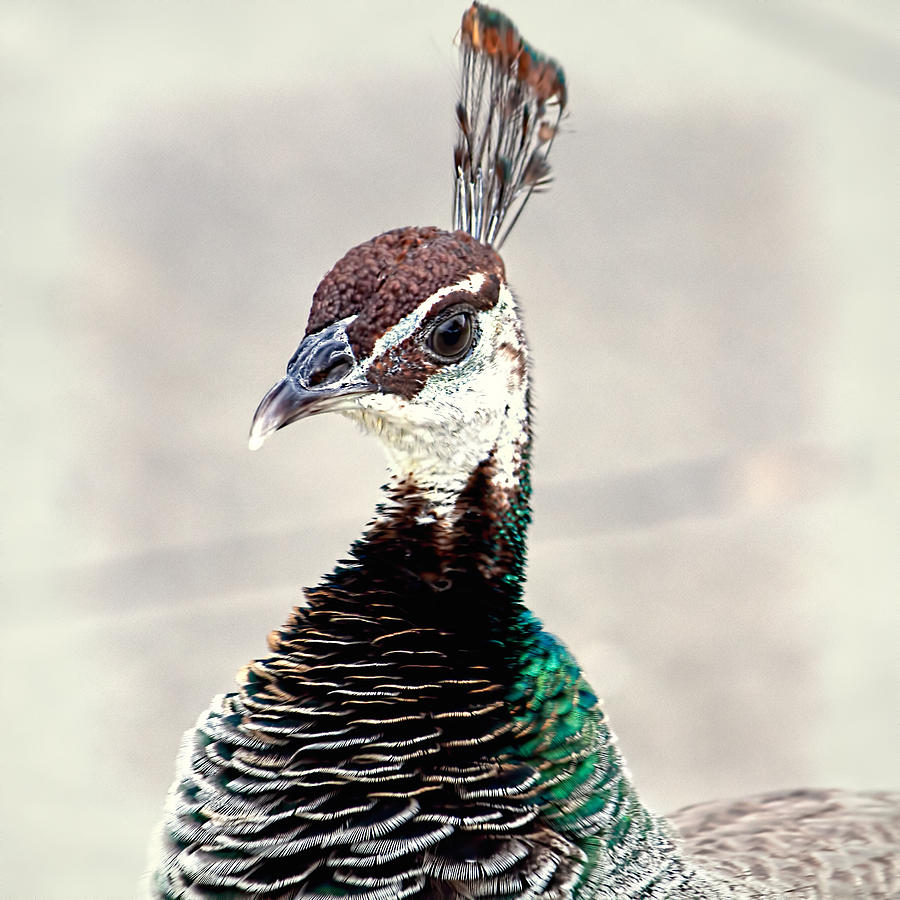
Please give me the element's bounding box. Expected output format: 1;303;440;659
248;321;374;450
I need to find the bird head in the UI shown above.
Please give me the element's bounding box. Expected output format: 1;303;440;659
249;227;530;506
249;4;566;511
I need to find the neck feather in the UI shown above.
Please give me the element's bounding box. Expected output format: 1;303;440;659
263;404;729;897
318;423;534;638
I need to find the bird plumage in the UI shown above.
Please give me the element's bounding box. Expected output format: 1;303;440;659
671;789;900;897
150;4;899;898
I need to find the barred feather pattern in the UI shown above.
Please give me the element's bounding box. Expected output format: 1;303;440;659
151;452;713;900
453;3;566;247
149;443;900;898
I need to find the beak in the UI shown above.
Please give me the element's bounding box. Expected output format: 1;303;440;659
248;321;374;450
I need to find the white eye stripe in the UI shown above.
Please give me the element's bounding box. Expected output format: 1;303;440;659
368;273;488;360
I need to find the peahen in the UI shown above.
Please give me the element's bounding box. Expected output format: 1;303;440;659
150;5;900;898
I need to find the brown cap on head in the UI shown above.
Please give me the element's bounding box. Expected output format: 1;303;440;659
306;227;505;357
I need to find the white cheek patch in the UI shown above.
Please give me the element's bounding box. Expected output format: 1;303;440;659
347;282;529;516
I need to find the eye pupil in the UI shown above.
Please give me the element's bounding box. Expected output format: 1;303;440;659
430;312;474;360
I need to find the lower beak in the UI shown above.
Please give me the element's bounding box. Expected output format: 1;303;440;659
248;376;372;450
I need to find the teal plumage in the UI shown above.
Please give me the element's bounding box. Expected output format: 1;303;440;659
150;5;899;898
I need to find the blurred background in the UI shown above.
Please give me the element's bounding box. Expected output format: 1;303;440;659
2;1;897;896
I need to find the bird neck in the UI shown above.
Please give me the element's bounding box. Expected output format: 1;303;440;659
332;374;536;625
293;454;720;896
320;421;534;638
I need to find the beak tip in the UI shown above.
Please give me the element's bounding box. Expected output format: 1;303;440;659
248;431;267;452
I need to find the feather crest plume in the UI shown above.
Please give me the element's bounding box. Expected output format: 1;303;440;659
453;3;567;247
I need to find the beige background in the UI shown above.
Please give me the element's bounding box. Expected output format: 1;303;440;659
2;2;898;897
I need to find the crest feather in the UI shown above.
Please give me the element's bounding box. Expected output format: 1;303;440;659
453;3;567;248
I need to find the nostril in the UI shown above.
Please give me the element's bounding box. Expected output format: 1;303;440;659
308;353;353;387
290;326;358;388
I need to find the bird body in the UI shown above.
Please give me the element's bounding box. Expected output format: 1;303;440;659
150;5;899;898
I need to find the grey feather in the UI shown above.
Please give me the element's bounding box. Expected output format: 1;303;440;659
670;788;900;898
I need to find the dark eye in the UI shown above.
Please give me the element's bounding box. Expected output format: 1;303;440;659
428;311;475;361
